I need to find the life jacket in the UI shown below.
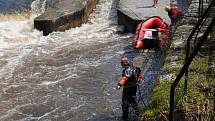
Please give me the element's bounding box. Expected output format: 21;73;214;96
119;65;141;88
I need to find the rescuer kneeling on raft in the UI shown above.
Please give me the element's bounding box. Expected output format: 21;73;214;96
116;57;142;120
132;16;169;50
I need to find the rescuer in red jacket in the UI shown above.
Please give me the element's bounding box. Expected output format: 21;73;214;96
164;5;183;24
116;57;142;120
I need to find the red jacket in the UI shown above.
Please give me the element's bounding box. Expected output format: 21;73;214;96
168;7;182;23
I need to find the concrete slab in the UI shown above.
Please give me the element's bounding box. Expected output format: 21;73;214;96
117;0;171;33
34;0;98;35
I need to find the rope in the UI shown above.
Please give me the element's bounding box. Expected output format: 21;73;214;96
137;83;147;107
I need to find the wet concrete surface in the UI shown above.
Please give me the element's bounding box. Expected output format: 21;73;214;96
118;0;170;21
117;0;171;33
34;0;98;35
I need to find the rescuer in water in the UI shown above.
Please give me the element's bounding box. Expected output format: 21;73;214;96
132;16;169;49
116;57;142;120
164;5;183;24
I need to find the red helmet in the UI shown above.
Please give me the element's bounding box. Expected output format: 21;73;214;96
121;57;130;67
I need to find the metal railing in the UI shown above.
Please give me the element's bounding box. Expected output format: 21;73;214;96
199;0;204;18
169;0;215;120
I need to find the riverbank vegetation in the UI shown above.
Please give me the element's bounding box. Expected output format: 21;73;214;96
140;15;215;121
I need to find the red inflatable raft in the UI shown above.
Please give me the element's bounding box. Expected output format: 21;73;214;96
132;16;169;49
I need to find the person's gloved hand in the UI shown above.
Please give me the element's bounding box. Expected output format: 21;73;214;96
116;85;121;90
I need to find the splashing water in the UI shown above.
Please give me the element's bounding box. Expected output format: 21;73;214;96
0;0;50;78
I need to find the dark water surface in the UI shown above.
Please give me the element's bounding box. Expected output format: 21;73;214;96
0;0;35;13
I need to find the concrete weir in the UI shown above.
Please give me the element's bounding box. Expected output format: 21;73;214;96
117;0;170;33
34;0;98;35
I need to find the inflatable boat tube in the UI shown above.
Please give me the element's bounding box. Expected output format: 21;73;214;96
132;16;169;49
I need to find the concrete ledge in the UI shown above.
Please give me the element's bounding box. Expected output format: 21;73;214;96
117;0;170;34
117;9;141;33
34;0;98;35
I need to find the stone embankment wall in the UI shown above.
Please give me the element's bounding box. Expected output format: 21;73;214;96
34;0;98;35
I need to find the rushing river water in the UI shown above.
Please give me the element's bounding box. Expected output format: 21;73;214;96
0;0;163;121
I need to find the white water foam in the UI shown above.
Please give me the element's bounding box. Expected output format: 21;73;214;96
0;0;47;78
0;0;129;81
